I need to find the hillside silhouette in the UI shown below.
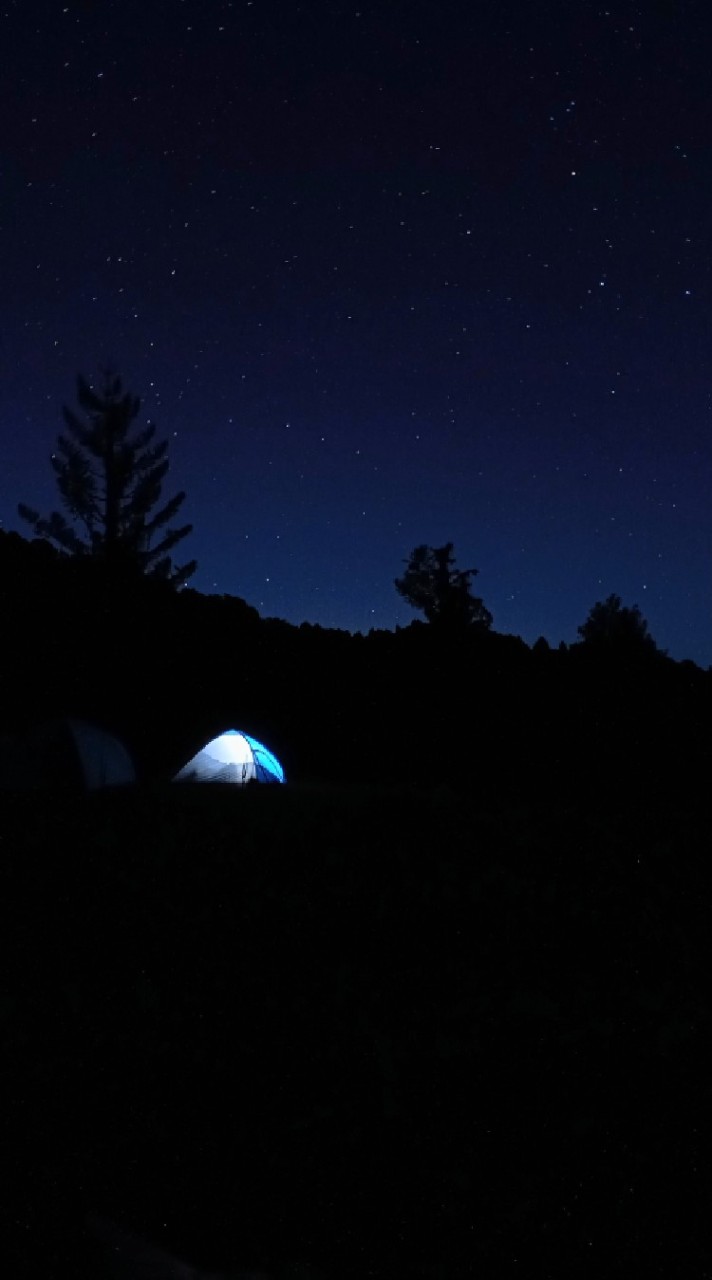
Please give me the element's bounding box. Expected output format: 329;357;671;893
0;526;707;805
2;527;712;1277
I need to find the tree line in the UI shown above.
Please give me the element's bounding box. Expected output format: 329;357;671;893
17;366;663;655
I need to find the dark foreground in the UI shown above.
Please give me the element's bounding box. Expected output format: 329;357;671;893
3;781;712;1277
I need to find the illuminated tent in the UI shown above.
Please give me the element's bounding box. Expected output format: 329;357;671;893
0;717;135;791
173;729;285;785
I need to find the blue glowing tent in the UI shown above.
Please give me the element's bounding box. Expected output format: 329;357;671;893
173;729;285;785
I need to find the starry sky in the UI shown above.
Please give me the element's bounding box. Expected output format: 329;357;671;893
2;0;711;664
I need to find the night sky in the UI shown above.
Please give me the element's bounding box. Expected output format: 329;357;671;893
2;0;711;664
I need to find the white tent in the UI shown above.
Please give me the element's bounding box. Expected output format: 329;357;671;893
174;729;285;784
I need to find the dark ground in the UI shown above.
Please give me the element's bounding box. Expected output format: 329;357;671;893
3;780;712;1277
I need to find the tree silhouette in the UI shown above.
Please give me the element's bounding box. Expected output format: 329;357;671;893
577;593;661;653
19;370;196;585
395;542;493;631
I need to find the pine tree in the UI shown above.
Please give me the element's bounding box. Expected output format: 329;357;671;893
18;369;196;585
395;542;493;631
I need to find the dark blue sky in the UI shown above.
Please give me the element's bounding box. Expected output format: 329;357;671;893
2;0;711;664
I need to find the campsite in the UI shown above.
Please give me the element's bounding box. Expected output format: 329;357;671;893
2;530;712;1277
5;0;712;1268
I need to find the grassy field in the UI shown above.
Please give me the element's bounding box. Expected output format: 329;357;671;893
3;781;711;1277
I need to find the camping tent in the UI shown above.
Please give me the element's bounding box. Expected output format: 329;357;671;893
174;729;285;784
0;718;136;791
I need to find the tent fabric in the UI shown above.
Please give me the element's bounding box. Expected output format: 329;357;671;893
0;718;135;790
174;729;285;784
60;719;136;789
